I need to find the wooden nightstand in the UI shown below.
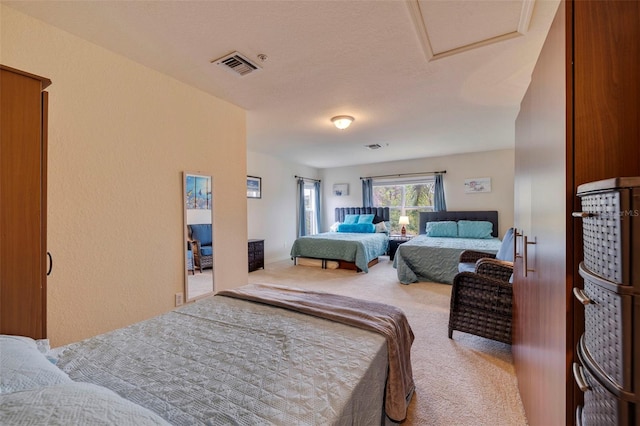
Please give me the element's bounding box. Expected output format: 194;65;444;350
388;235;413;261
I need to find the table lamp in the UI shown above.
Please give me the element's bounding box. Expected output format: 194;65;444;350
399;216;410;236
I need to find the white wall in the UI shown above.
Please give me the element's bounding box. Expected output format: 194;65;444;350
1;5;248;346
247;151;319;263
321;149;515;238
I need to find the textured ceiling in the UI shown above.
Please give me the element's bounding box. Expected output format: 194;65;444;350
4;0;560;169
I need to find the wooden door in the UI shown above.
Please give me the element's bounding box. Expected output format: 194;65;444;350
0;66;50;339
513;2;569;424
514;1;640;424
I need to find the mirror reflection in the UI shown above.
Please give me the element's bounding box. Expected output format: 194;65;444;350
184;172;214;301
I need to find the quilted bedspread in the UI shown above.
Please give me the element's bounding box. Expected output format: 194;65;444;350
394;235;502;284
290;232;388;272
55;295;388;426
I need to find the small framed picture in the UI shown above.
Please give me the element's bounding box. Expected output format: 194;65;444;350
464;177;491;193
247;176;262;199
333;183;349;196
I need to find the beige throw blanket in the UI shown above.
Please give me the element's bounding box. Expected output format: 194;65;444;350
217;283;415;422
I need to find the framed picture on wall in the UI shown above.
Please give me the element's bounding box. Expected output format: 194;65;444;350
247;176;262;199
464;177;491;193
333;183;349;196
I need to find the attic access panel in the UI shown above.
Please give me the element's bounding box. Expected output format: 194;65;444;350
407;0;534;60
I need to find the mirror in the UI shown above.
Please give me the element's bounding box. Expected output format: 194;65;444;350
183;171;214;301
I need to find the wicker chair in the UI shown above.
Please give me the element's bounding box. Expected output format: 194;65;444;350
457;227;515;276
448;258;514;345
187;224;213;272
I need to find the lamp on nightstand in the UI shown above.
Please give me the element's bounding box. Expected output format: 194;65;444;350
399;216;410;237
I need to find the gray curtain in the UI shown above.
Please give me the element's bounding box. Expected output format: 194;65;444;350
313;180;321;233
434;174;447;212
362;178;373;207
297;178;306;237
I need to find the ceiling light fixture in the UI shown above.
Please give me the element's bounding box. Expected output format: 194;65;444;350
331;115;354;130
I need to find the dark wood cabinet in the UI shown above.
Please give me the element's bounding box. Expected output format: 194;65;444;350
248;239;264;272
514;1;640;424
0;65;51;339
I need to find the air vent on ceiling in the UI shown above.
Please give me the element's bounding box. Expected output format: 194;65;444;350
212;51;261;76
365;144;383;150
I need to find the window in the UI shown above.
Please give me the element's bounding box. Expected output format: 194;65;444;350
372;177;435;234
304;184;318;235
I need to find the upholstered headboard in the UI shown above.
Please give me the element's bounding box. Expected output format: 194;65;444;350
419;211;499;237
335;207;390;223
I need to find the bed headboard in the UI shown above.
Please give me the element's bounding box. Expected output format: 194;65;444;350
419;211;499;237
335;207;390;223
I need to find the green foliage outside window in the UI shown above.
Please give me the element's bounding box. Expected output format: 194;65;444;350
373;180;434;234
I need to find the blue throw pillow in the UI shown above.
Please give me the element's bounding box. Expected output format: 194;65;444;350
457;220;493;239
357;214;375;224
190;224;212;246
343;214;359;224
337;223;375;233
425;221;458;237
496;227;515;261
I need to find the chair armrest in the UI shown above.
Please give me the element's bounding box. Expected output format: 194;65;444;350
189;239;202;254
459;250;497;263
451;272;513;317
475;258;513;282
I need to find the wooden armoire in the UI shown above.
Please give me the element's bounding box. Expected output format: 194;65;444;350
0;65;51;339
514;1;640;425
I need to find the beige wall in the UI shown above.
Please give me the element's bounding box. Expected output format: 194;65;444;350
247;151;319;263
1;5;248;346
321;149;515;238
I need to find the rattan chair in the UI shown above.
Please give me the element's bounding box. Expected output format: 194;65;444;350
187;224;213;272
448;258;513;344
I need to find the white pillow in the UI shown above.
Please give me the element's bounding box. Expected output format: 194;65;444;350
0;335;72;394
375;221;390;233
0;382;170;425
329;221;340;232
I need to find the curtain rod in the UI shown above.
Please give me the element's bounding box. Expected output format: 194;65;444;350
359;170;446;180
294;175;321;183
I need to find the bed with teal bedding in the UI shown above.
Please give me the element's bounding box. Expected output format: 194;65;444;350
291;231;389;272
394;211;502;284
290;207;390;273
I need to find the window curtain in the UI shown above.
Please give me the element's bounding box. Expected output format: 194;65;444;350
297;178;306;237
434;174;447;212
313;180;321;233
362;178;373;208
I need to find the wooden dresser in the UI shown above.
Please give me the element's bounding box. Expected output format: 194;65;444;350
573;177;640;425
248;239;264;272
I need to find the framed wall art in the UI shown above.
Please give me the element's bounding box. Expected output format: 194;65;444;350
247;176;262;199
333;183;349;196
464;177;491;193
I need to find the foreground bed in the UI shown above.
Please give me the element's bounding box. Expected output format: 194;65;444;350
291;207;390;272
1;284;414;425
394;211;502;284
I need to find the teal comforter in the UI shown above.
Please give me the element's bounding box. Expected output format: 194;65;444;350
393;235;502;284
290;232;389;272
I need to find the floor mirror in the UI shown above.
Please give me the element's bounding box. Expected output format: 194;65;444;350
183;171;214;301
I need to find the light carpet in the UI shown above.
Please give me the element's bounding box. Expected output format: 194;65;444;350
248;257;528;426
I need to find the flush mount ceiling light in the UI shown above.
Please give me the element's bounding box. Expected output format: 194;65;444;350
331;115;354;130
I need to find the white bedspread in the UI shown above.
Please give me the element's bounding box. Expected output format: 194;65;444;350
55;295;388;425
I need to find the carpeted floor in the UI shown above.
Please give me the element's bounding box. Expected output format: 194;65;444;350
248;257;528;426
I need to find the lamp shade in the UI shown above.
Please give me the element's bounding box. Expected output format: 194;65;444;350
398;216;410;225
331;115;354;130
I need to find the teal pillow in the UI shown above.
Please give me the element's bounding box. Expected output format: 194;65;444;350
357;214;375;224
343;214;359;224
425;221;458;237
458;220;494;239
337;223;375;233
